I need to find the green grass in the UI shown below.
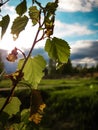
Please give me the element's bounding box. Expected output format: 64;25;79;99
39;78;98;96
0;77;98;91
40;77;98;87
1;77;98;103
1;77;98;129
38;78;98;130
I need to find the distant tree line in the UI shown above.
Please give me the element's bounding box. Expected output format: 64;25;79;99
0;53;98;79
44;58;98;78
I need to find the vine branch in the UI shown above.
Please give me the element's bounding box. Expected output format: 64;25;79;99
0;0;10;7
0;13;42;114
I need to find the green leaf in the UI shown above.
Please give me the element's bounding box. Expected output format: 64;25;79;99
21;109;30;123
10;122;26;130
16;0;27;16
11;15;28;40
0;97;21;116
0;15;10;39
17;55;46;88
45;37;70;63
45;1;58;14
0;112;9;125
29;6;39;25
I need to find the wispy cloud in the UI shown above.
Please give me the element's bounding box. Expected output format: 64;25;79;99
58;0;98;12
54;20;94;38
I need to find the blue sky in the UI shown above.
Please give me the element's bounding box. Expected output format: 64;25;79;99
0;0;98;67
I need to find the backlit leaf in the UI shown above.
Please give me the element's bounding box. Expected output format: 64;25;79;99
21;109;30;123
16;0;27;16
45;37;70;63
45;1;58;14
17;55;46;88
0;97;21;116
11;15;28;40
29;6;39;25
0;15;10;39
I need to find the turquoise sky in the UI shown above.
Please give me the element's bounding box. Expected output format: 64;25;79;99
0;0;98;67
3;0;98;42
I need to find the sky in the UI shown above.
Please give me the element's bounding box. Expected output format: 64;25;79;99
0;0;98;68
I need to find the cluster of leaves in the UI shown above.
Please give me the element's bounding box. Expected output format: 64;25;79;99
0;0;70;129
0;90;46;129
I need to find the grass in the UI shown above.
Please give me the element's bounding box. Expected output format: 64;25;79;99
38;78;98;130
0;77;98;130
1;78;98;99
1;77;98;106
0;77;98;91
39;77;98;94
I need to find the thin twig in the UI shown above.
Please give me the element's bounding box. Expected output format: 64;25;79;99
17;48;26;59
0;20;41;115
0;0;10;7
35;0;44;10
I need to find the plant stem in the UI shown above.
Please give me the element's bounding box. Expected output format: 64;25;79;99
0;0;10;7
0;24;41;114
17;48;26;59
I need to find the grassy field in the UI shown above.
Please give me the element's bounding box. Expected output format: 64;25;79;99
0;77;98;88
0;77;98;95
40;77;98;130
40;77;98;97
0;77;98;130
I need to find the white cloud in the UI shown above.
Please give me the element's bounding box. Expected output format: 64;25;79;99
1;3;15;15
0;19;95;51
0;3;46;51
70;40;98;66
58;0;98;12
54;20;94;38
71;40;93;53
72;57;97;67
94;23;98;26
0;2;96;53
0;18;46;51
